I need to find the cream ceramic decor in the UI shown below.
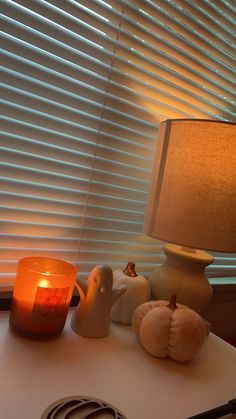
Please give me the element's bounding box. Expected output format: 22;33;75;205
132;295;206;362
148;244;213;313
71;265;127;338
110;262;151;325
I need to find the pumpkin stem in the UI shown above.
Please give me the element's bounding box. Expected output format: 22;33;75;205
123;262;137;277
167;294;177;311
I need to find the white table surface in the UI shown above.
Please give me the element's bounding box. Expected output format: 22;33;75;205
0;308;236;419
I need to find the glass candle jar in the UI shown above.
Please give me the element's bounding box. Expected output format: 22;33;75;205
9;257;77;339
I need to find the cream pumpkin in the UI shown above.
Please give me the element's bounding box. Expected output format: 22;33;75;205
132;295;206;362
110;262;150;325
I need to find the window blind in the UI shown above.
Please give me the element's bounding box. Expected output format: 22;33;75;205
1;0;236;287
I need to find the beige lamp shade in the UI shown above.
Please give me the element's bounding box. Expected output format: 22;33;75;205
144;119;236;253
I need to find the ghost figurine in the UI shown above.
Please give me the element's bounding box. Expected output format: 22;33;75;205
71;265;127;338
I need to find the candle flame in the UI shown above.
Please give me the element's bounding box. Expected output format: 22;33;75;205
38;279;49;288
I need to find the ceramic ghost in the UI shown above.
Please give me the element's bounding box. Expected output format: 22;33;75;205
71;265;127;337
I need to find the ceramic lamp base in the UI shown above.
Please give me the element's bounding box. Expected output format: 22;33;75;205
149;243;214;313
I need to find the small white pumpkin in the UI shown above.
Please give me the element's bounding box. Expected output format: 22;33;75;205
132;295;206;362
110;262;150;325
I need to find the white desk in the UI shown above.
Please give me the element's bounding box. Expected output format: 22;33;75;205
0;309;236;419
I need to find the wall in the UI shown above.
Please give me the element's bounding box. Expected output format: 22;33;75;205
203;284;236;342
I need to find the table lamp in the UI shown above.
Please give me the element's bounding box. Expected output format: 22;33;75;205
144;119;236;313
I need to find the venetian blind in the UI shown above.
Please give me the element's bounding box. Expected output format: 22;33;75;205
1;0;236;287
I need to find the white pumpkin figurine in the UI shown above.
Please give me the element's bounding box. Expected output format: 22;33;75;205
110;262;151;325
132;295;206;362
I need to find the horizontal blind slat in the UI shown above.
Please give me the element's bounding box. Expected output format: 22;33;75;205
1;0;235;286
1;38;234;118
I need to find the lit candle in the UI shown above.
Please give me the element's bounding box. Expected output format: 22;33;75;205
9;257;77;339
